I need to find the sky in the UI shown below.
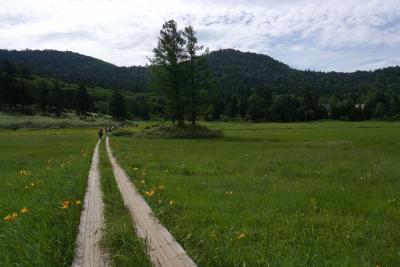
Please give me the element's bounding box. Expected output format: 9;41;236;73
0;0;399;72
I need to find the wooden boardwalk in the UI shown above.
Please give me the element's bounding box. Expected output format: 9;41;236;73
72;140;108;267
106;137;197;267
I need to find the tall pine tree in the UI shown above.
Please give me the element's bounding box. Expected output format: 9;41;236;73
149;20;187;126
183;25;203;124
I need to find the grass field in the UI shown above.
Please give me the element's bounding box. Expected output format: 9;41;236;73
0;129;96;266
111;121;400;266
0;112;119;130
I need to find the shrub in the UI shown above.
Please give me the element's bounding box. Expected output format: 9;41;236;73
112;129;134;137
140;124;223;139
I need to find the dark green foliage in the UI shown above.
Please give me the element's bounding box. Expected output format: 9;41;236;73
49;81;64;117
183;26;204;124
75;84;91;115
109;90;128;119
1;48;400;122
141;124;223;139
0;49;148;91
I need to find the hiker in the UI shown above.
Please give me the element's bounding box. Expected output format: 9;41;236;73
98;128;103;139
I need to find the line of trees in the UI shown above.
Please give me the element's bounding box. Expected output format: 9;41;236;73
2;23;400;123
0;61;130;119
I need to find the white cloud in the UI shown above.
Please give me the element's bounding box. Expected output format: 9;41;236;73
0;0;399;71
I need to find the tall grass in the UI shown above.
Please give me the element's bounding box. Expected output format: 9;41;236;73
0;129;96;266
112;121;400;266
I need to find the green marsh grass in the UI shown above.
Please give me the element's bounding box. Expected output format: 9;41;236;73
112;121;400;266
0;129;97;266
98;140;151;266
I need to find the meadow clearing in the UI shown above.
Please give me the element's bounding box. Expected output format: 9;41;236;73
0;129;96;266
111;121;400;266
1;121;399;267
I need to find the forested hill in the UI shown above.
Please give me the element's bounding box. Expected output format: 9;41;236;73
0;49;148;92
1;49;400;95
205;49;400;95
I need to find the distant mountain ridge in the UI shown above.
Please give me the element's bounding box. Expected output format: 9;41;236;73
1;48;399;94
0;49;148;91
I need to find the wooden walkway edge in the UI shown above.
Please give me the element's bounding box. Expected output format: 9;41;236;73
105;137;197;267
72;140;108;267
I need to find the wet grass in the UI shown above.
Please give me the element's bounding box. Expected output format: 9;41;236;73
98;140;152;266
0;129;96;266
112;121;400;266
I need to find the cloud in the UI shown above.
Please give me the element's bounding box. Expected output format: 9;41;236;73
0;0;399;71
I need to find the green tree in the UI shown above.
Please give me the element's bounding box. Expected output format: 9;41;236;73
0;62;18;109
75;84;91;115
183;25;204;124
37;79;49;114
109;90;128;119
246;93;264;121
149;20;187;126
49;81;64;117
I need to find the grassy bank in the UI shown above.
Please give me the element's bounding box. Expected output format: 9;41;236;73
0;129;96;266
98;140;151;266
111;121;400;266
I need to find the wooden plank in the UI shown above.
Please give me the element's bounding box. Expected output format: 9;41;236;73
106;137;197;267
72;140;108;267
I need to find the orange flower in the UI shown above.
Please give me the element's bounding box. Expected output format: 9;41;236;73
4;214;13;222
60;200;70;209
145;190;155;197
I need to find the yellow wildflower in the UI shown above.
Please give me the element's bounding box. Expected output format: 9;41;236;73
238;233;246;240
75;200;81;206
210;232;218;240
133;167;139;171
19;170;30;176
169;200;174;206
4;214;13;222
140;179;146;185
20;207;28;213
31;182;35;187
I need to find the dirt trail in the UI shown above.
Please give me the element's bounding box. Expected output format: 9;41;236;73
72;140;108;267
105;137;197;267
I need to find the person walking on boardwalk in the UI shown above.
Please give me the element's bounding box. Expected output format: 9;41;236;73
98;128;104;140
